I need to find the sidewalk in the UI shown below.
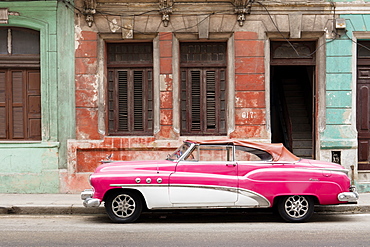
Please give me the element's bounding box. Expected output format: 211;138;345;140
0;193;104;215
0;193;370;215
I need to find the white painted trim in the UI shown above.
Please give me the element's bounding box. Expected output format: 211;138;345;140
153;35;161;135
265;38;271;141
227;34;235;135
172;35;180;135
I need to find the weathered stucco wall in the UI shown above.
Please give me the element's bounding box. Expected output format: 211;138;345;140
0;143;59;193
336;13;370;192
64;0;344;193
321;38;355;150
2;1;370;193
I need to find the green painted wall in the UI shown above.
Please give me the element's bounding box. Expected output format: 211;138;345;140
321;21;358;149
0;2;75;193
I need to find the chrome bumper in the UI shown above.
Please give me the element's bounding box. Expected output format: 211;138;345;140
338;186;359;202
81;189;101;208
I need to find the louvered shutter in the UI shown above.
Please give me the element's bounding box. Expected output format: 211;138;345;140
181;68;226;135
107;43;153;136
180;42;227;135
133;70;144;131
190;70;201;131
118;70;129;131
205;70;217;130
108;68;153;135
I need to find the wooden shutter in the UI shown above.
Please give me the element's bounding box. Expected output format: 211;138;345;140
357;42;370;170
180;42;227;136
181;68;226;135
0;70;6;138
190;70;201;131
357;66;370;170
117;70;129;131
0;28;41;140
206;70;217;130
0;69;41;140
27;70;41;140
107;42;153;136
108;68;153;135
11;70;25;139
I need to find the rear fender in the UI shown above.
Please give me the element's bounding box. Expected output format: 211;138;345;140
243;168;347;205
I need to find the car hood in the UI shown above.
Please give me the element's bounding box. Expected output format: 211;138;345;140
94;160;177;174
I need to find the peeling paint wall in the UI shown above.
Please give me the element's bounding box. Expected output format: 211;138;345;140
64;0;344;193
0;144;59;193
61;0;370;193
332;12;370;191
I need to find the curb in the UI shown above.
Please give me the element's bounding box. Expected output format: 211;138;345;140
0;205;105;215
1;205;370;215
315;204;370;214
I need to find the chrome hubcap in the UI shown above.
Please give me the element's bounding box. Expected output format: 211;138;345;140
284;195;309;218
112;194;136;218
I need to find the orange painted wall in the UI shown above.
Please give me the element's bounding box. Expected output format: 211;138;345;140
62;31;268;193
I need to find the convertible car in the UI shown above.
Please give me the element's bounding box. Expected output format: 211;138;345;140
81;139;358;223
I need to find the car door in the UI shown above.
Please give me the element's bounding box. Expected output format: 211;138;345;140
169;144;238;206
235;145;274;207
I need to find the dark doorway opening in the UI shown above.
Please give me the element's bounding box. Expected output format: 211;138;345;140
270;66;315;159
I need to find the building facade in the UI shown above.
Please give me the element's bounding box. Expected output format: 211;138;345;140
61;0;370;193
2;0;370;193
0;2;75;193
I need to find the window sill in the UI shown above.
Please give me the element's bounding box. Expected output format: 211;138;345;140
0;141;59;148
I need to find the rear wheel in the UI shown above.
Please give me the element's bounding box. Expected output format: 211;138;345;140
105;190;143;223
277;195;314;223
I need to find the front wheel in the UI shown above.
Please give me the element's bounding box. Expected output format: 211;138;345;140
105;190;143;223
277;195;314;223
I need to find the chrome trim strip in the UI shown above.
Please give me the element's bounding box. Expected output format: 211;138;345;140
238;188;271;207
170;184;238;193
311;168;349;175
110;183;270;207
110;184;168;187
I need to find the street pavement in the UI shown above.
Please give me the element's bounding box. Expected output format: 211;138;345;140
0;193;370;215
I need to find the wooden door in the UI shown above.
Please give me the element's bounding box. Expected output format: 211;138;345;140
0;69;41;140
357;66;370;170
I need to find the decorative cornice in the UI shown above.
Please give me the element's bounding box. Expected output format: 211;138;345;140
159;0;173;27
83;0;96;27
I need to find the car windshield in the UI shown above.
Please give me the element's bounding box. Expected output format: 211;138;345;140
167;142;192;160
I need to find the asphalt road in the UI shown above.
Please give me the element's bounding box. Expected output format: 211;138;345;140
0;212;369;247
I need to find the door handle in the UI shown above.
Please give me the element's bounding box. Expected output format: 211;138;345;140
226;164;236;167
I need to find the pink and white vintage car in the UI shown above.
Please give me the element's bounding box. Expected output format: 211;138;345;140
81;139;358;223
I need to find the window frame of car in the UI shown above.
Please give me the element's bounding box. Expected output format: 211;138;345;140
183;144;234;162
167;142;274;163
